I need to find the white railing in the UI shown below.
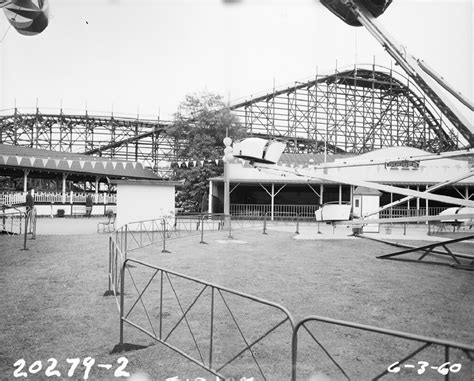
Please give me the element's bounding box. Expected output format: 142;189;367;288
34;192;64;203
231;204;450;220
1;192;26;206
230;204;319;218
379;207;448;219
0;191;117;205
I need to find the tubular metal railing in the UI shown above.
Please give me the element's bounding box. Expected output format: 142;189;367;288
1;204;26;235
106;213;474;380
118;259;295;380
1;205;37;250
107;213;227;303
291;316;474;381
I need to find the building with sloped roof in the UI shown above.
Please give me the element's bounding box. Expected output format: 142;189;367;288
208;146;474;220
0;144;163;216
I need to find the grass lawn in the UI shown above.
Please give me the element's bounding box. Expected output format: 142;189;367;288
1;224;473;381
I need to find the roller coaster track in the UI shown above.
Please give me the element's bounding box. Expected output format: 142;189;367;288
0;66;469;172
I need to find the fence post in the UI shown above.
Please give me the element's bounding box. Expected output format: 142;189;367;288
124;224;128;255
295;213;300;235
162;218;170;253
119;262;125;346
31;209;36;240
21;212;29;250
2;204;5;230
263;212;268;235
108;236;112;292
228;214;233;239
291;325;299;381
200;214;207;244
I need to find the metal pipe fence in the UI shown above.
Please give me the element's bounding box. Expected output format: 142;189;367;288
106;214;474;380
107;213;228;302
1;204;25;235
118;258;295;380
291;316;474;381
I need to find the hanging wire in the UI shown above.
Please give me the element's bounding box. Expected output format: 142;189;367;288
0;8;16;43
0;22;12;43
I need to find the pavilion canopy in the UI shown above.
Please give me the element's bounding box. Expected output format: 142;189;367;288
0;144;160;180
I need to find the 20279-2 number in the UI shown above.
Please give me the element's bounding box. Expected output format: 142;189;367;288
13;357;130;379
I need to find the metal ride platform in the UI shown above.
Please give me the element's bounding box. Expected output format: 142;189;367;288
374;235;474;271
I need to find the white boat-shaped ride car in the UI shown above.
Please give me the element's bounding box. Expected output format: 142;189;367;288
315;202;352;222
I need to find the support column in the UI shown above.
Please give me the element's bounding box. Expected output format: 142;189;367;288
320;184;324;205
95;177;100;203
62;174;68;204
224;166;230;216
271;183;275;221
407;186;410;214
416;185;420;215
208;180;213;214
23;170;30;192
425;185;429;217
260;183;286;221
390;192;393;219
350;185;354;205
338;184;342;205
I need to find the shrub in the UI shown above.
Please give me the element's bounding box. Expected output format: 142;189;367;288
57;209;65;218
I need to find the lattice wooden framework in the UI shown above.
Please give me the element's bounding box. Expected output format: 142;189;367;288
1;65;468;175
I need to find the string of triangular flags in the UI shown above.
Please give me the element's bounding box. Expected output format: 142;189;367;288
158;158;223;169
0;155;143;171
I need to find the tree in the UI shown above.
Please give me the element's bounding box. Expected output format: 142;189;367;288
169;92;246;212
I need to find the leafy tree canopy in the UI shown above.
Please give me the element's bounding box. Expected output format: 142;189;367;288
170;92;246;212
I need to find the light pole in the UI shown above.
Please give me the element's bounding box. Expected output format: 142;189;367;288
223;137;233;231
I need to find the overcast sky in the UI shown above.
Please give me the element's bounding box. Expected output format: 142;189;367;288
0;0;472;121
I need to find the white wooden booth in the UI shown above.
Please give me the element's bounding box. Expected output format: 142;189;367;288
114;179;182;228
352;186;382;233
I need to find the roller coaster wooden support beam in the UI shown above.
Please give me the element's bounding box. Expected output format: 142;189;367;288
376;235;474;270
340;0;474;146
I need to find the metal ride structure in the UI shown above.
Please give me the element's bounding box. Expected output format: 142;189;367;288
1;0;49;36
319;0;473;147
